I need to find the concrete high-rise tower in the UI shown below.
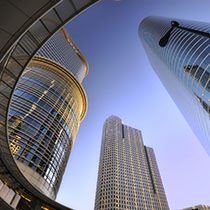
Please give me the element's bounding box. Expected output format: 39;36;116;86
139;17;210;156
94;116;169;210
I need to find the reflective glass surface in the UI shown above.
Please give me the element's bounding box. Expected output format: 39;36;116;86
37;29;87;82
139;17;210;156
8;59;84;198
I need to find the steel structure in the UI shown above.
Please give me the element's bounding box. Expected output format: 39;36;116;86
0;0;99;209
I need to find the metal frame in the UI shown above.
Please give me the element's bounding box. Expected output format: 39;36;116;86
0;0;99;209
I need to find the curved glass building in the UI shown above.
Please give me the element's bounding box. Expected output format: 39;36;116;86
139;16;210;156
8;28;88;200
37;28;88;82
0;1;98;209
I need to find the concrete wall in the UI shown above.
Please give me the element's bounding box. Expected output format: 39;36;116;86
0;179;21;209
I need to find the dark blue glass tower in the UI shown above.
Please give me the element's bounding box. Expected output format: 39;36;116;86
139;16;210;156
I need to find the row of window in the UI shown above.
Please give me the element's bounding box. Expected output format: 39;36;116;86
8;64;82;193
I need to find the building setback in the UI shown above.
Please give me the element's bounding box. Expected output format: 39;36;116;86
139;16;210;157
181;204;210;210
94;116;169;210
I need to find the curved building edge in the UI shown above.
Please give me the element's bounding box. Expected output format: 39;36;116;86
138;16;210;156
0;0;62;63
8;55;88;200
0;0;99;209
61;28;89;80
32;55;88;121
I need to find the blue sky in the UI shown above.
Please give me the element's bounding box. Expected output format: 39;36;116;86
56;0;210;209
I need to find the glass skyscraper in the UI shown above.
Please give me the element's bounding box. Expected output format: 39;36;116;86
8;28;88;200
139;16;210;156
95;116;169;210
0;1;98;209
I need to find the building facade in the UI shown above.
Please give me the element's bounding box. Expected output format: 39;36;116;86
0;1;98;209
139;17;210;156
181;204;210;210
94;116;169;210
8;28;88;200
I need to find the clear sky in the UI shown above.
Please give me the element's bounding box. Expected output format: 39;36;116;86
56;0;210;209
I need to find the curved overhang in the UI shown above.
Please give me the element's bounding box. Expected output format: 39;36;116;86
0;0;99;209
0;0;62;63
32;56;88;121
